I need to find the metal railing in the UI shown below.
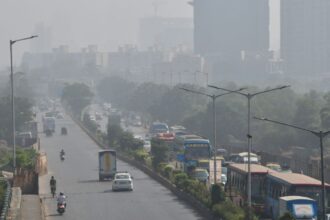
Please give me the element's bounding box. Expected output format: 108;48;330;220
0;178;11;220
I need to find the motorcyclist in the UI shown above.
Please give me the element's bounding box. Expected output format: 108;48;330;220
60;149;65;156
50;176;56;197
57;192;67;208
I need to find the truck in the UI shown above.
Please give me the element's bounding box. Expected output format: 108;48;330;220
276;196;318;220
43;117;55;133
98;150;117;181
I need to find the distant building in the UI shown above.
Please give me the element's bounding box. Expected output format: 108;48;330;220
139;16;193;50
31;22;52;53
281;0;330;77
192;0;270;82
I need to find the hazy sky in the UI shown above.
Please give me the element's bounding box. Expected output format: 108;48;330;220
0;0;192;69
0;0;279;70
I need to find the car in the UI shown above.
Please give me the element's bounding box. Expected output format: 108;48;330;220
112;172;134;191
191;168;209;183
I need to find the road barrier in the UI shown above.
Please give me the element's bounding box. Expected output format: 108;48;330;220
0;178;12;220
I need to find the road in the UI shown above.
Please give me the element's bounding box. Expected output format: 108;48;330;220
38;113;205;220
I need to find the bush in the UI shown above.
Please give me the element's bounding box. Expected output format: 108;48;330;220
212;201;245;220
163;165;174;179
0;181;5;212
211;184;225;206
133;149;149;163
14;148;37;169
173;173;188;189
279;212;295;220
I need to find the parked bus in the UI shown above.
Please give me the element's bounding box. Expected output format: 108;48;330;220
265;172;330;218
227;163;276;214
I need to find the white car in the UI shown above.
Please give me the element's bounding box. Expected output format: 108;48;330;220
112;172;134;191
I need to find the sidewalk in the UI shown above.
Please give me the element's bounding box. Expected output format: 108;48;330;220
20;195;42;220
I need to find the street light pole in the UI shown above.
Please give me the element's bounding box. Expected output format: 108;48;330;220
254;116;329;220
180;87;245;184
208;84;289;219
10;35;38;172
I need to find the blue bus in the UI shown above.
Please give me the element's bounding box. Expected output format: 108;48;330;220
176;138;212;173
265;172;330;219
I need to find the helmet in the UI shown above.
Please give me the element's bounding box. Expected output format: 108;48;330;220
51;176;54;179
60;192;64;196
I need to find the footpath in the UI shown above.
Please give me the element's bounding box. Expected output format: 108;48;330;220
20;195;42;220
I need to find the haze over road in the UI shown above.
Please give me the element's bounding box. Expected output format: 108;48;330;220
38;112;205;220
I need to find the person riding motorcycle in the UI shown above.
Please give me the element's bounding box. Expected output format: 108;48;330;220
57;192;67;207
50;176;56;197
60;149;65;156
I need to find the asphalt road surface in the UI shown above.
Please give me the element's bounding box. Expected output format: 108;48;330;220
39;113;205;220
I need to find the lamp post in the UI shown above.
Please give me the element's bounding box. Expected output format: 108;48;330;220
254;116;329;220
208;84;290;219
10;35;38;172
179;87;245;184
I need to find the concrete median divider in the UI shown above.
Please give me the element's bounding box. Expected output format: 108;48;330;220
70;114;217;220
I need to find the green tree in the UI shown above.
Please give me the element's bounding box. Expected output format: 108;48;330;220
107;124;123;148
151;138;169;169
0;97;33;144
61;83;93;115
97;76;136;108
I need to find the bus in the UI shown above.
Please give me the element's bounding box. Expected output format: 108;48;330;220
229;152;259;164
176;138;212;173
227;163;276;214
265;171;330;218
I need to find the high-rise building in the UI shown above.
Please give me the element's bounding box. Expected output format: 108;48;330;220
192;0;270;82
193;0;269;56
281;0;330;76
139;17;193;50
31;22;52;53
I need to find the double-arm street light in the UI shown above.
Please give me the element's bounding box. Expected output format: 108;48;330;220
208;84;290;219
10;35;38;172
254;116;329;220
179;87;245;184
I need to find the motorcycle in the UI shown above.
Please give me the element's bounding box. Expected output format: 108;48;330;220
57;202;66;215
60;154;65;161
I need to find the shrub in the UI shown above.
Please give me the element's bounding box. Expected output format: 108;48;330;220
174;173;188;189
211;184;225;206
133;149;149;163
212;201;245;220
279;212;295;220
157;162;167;173
163;165;174;179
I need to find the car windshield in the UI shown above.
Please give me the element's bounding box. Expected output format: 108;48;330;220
116;174;129;179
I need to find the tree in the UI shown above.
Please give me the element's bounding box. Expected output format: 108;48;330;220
97;76;136;108
107;124;123;148
0;97;33;144
151;138;169;169
61;83;93;115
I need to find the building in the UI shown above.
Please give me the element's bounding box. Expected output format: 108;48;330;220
139;16;193;50
192;0;270;82
281;0;330;77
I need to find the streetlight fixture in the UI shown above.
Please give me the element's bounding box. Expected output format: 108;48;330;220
208;84;290;218
254;116;329;220
10;35;38;172
179;87;245;184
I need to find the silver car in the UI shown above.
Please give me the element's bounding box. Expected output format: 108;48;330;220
112;172;134;191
